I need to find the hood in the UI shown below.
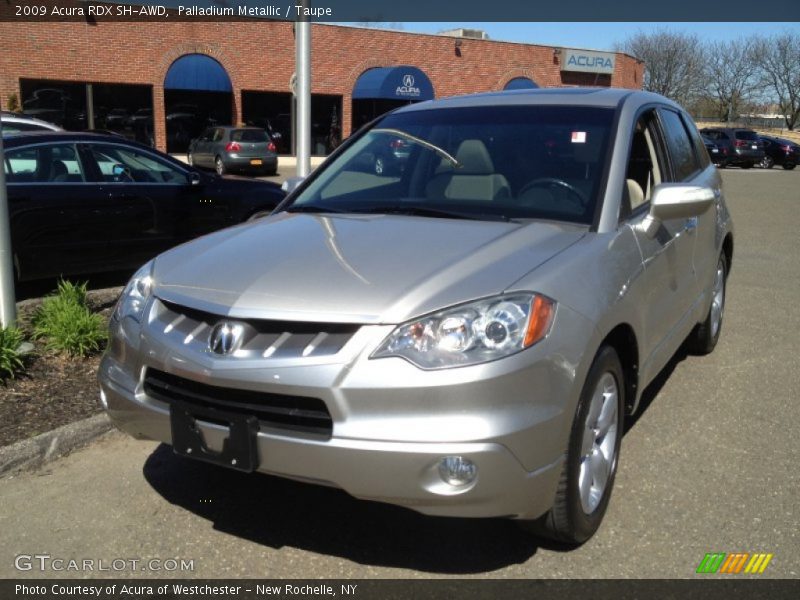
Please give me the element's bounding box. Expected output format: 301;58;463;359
153;213;585;324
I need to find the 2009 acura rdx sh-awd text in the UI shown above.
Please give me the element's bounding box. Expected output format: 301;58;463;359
99;88;733;544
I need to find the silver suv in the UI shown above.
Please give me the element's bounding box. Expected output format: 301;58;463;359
100;89;733;544
1;111;62;134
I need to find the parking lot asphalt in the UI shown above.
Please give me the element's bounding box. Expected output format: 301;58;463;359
0;168;797;579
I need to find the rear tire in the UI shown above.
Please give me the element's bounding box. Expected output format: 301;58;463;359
215;156;226;176
760;156;774;169
688;253;727;355
783;163;796;170
520;345;624;545
187;151;194;167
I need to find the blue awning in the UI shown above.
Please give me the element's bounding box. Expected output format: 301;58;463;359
164;54;232;92
504;77;539;90
352;66;434;101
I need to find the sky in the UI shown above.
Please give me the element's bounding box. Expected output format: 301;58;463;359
350;22;800;52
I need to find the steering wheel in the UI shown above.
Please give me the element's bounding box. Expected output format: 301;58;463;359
518;178;588;210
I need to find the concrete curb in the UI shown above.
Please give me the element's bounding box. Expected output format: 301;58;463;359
0;413;114;477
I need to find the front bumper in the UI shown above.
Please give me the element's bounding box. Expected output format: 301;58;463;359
99;302;594;519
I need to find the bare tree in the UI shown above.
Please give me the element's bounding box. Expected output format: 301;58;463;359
616;29;705;104
704;38;760;122
753;32;800;130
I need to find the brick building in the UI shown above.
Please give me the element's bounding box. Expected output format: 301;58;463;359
0;8;644;154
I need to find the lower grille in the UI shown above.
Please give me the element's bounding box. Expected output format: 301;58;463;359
144;369;332;437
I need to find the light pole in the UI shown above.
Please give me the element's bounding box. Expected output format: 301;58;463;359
0;122;17;328
295;0;312;178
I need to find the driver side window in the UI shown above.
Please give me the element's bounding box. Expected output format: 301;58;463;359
88;144;189;185
623;112;663;219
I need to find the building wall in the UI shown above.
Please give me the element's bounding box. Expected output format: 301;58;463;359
0;7;644;151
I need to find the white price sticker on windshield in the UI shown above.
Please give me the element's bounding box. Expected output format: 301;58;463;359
571;131;587;143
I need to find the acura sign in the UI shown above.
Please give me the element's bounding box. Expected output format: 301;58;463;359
561;49;616;74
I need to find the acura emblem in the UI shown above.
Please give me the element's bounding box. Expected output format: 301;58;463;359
208;322;245;355
403;74;415;87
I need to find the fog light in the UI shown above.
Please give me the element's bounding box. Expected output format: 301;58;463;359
438;456;477;486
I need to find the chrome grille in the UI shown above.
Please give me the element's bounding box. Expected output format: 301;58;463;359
152;299;359;359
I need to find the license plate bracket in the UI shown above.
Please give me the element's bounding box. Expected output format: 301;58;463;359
170;401;259;472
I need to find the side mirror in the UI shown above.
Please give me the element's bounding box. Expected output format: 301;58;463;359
639;183;714;238
281;176;305;194
189;172;202;186
111;164;127;177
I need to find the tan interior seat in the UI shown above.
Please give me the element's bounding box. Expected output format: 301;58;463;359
426;139;510;202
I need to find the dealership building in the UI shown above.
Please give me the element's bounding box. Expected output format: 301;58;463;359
0;9;644;155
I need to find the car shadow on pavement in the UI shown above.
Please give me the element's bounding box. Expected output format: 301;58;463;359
624;343;690;434
142;445;572;574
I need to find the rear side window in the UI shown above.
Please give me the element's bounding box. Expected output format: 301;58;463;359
682;115;711;169
232;129;269;142
659;109;700;181
4;144;85;183
734;130;758;141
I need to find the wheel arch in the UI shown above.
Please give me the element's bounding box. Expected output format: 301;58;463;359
598;323;640;415
722;233;733;276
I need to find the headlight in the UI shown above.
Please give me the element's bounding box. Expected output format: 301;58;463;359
372;293;555;369
112;261;154;323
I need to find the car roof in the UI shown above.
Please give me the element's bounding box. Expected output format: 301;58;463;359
1;130;153;149
392;87;677;114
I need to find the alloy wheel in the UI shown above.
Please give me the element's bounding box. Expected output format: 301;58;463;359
579;372;619;514
710;258;725;339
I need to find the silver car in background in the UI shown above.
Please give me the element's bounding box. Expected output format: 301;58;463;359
188;125;279;176
100;89;733;544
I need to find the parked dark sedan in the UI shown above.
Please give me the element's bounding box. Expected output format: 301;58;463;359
2;132;285;281
758;135;798;170
700;127;764;168
188;126;278;176
700;134;724;166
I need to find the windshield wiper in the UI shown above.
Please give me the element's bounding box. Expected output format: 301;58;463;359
372;128;461;169
352;205;516;223
286;203;347;214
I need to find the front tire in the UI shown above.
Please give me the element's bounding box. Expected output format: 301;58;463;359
760;156;774;169
522;345;624;545
187;151;194;167
688;253;727;355
783;163;796;170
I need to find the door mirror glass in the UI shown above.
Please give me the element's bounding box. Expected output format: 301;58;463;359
189;172;202;186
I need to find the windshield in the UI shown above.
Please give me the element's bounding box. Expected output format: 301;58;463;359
287;105;614;224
